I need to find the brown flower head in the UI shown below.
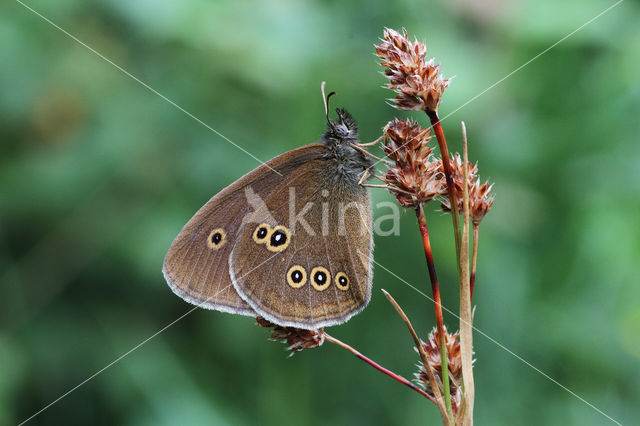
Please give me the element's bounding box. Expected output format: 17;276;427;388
375;28;450;112
382;118;445;208
416;326;463;413
439;153;478;197
256;317;325;354
469;180;494;225
441;153;494;225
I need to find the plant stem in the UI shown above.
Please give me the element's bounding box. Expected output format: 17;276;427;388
382;289;452;426
323;332;435;403
470;223;479;302
416;206;445;331
426;109;461;262
415;205;454;420
459;122;475;424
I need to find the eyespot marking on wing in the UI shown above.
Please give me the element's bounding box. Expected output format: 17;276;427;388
335;272;349;291
311;266;331;291
266;225;291;252
252;223;271;244
207;228;227;249
286;265;307;288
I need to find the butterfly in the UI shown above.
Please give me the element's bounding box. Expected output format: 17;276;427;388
163;95;375;330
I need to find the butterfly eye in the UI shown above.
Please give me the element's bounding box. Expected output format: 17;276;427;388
266;225;291;252
335;124;350;138
286;265;307;288
310;266;331;291
207;228;227;249
252;224;271;244
335;272;349;290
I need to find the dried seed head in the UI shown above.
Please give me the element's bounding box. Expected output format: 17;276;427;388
256;317;325;354
375;28;450;112
415;326;463;413
441;153;494;224
469;180;494;225
382;118;445;208
441;153;478;196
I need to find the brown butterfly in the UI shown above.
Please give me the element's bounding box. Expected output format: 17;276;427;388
163;96;374;330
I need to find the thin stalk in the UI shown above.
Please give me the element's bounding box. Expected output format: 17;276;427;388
470;223;479;302
349;142;388;163
382;289;452;426
459;122;475;425
416;205;454;420
322;332;435;403
426;109;461;261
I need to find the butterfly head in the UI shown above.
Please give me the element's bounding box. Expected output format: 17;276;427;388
323;108;359;145
321;107;373;186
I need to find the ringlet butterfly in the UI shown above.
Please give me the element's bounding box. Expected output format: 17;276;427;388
163;87;375;329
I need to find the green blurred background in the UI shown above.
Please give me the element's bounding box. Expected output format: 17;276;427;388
2;0;639;424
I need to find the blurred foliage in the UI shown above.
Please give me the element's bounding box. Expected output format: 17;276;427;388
1;0;639;425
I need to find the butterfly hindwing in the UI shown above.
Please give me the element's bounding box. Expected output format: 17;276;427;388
229;155;373;329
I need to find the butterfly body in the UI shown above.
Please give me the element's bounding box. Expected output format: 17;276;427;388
163;109;374;329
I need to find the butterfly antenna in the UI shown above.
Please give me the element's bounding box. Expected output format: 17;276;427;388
320;81;337;125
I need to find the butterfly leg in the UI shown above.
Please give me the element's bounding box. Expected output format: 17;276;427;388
358;169;388;186
357;168;371;185
361;183;414;196
348;143;387;163
358;136;382;147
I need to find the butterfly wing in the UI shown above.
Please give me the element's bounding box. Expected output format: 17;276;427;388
162;144;327;316
229;153;373;329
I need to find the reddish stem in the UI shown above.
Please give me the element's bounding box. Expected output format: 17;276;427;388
470;223;479;302
416;206;445;335
323;332;434;403
426;110;461;258
416;205;453;416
